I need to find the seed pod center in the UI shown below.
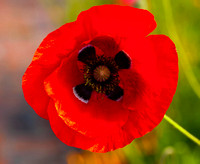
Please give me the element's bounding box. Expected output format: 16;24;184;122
93;65;111;82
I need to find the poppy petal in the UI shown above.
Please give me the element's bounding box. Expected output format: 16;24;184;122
77;5;156;39
47;99;95;150
22;22;81;119
48;98;133;153
119;35;178;138
90;36;119;57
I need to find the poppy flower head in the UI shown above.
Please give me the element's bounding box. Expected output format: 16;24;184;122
22;5;178;153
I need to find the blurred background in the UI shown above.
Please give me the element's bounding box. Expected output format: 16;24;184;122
0;0;199;163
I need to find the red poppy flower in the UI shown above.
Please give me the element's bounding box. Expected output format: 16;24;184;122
22;5;178;153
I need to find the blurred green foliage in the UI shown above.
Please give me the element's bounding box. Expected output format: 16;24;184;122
41;0;200;163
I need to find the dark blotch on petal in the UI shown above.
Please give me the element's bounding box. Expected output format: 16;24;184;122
114;51;131;69
106;86;124;101
78;45;96;64
73;84;93;103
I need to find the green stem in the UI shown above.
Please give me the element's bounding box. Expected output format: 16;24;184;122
164;115;200;146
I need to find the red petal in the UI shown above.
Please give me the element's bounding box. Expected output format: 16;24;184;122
119;35;178;138
22;22;82;119
90;36;119;57
48;98;133;153
48;99;95;150
77;5;156;39
44;51;129;139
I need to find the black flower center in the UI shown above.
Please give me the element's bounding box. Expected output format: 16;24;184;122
73;44;131;103
83;55;120;94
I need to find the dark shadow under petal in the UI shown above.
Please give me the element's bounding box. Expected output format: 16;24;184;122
78;45;96;64
106;86;124;101
73;83;93;103
114;51;131;69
